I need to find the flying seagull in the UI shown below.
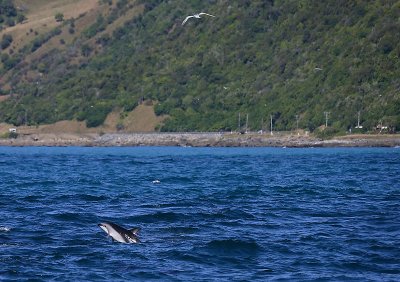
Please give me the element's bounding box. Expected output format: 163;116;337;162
182;12;216;25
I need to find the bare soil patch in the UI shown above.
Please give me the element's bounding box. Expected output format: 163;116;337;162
1;0;99;52
123;104;166;132
0;95;10;102
0;103;165;135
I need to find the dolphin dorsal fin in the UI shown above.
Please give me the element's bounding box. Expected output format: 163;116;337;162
130;227;140;235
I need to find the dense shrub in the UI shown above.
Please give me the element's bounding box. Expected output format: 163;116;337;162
1;33;12;49
85;104;112;127
0;0;25;29
55;13;64;22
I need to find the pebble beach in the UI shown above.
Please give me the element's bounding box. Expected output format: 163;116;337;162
1;132;399;147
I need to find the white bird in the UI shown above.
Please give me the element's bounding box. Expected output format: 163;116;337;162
182;12;216;25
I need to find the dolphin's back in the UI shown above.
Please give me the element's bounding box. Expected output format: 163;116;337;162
100;222;140;243
105;222;129;243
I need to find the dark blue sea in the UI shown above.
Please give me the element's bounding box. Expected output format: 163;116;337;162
1;147;399;281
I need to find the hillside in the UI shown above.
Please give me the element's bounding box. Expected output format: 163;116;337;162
0;0;399;133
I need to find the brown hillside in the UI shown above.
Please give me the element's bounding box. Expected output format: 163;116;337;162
0;0;160;133
0;103;166;135
1;0;99;52
123;103;166;132
0;0;141;87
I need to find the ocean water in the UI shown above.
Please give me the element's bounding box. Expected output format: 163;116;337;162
0;146;399;281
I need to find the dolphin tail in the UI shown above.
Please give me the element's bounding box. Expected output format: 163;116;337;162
130;227;140;235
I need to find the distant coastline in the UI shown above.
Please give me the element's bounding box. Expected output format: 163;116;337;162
0;132;399;147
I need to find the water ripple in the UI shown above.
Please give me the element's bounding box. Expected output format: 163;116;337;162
0;147;399;281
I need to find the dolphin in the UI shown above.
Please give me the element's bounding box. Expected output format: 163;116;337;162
98;222;140;243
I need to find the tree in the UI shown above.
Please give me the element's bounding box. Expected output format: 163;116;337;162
1;34;12;49
16;14;26;23
5;17;14;26
0;0;17;17
55;12;64;22
81;44;93;57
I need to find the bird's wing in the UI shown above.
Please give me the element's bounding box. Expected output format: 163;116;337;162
199;12;216;17
182;15;194;25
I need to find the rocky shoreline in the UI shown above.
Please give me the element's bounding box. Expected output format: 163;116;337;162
0;132;399;147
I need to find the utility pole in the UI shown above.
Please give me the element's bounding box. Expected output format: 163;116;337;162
238;112;241;132
295;115;299;131
261;118;264;134
245;114;249;133
270;115;273;136
21;103;27;125
355;111;363;129
324;111;330;128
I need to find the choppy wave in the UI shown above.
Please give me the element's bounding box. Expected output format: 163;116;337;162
0;147;399;281
202;239;262;256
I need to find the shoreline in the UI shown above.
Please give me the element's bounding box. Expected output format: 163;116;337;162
0;132;399;147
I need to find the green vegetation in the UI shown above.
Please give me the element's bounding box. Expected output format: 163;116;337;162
8;130;18;139
0;0;399;133
1;33;12;49
28;27;62;53
0;0;25;29
0;130;18;139
54;12;64;22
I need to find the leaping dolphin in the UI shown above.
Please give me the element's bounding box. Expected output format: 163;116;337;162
98;222;140;243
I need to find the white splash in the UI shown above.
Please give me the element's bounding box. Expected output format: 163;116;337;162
0;226;11;232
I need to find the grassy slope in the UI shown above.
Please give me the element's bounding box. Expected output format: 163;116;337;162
0;103;163;135
1;0;98;53
0;0;100;87
0;0;160;132
0;0;399;133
